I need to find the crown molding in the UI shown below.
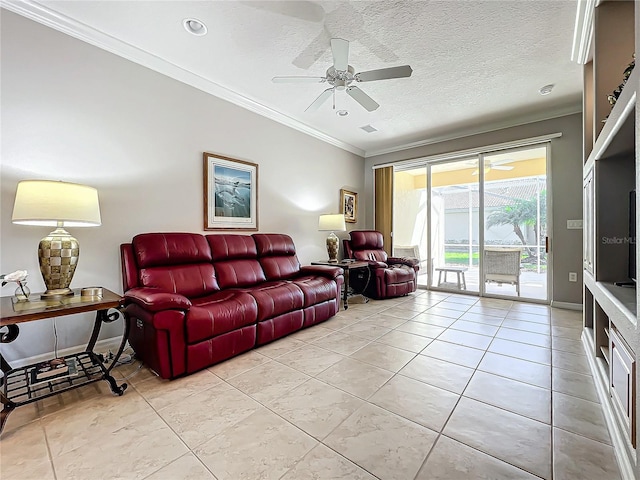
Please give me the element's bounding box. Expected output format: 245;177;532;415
1;0;365;157
570;0;595;64
364;103;582;158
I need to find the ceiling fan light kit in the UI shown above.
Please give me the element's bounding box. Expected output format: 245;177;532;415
273;38;413;113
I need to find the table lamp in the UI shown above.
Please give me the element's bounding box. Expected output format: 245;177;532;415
318;214;346;262
12;180;102;299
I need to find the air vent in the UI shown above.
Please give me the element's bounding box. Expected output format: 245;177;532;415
360;124;378;133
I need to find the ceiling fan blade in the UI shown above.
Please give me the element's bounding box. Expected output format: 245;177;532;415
355;65;413;82
492;166;514;171
346;86;380;112
272;76;326;83
305;88;333;112
331;38;349;71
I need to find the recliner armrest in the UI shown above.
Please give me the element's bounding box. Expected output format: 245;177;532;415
365;261;389;269
388;256;420;269
124;287;192;312
300;265;344;280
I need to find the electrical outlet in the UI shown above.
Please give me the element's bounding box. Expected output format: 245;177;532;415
569;272;578;282
567;220;583;229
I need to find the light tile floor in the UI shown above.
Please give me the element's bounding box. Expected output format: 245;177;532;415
0;291;621;480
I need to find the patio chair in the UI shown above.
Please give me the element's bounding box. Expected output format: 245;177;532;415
484;247;522;296
393;245;422;265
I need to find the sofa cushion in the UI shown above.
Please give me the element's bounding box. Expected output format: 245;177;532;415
134;233;212;267
132;233;219;297
291;275;337;307
253;234;301;280
138;264;219;298
187;291;258;343
349;230;385;251
207;234;266;288
244;281;304;322
353;250;388;263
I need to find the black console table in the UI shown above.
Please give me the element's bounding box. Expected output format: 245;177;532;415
0;288;129;436
311;260;371;309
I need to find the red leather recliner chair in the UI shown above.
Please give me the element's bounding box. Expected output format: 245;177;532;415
343;230;419;299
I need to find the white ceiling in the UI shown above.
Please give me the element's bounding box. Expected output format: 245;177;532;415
5;0;583;157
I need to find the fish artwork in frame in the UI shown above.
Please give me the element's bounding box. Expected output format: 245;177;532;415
204;152;258;230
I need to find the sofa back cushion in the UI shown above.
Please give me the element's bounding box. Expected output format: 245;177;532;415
253;234;301;280
207;235;266;288
348;230;388;262
132;233;219;297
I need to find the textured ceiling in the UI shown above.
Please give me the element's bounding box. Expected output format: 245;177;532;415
6;0;582;156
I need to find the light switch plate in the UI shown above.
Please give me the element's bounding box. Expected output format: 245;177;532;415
567;219;583;229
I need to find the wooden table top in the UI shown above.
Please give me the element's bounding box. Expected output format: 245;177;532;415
0;288;122;326
311;260;370;269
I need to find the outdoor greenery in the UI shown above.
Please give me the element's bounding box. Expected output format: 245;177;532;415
445;251;479;265
486;190;547;258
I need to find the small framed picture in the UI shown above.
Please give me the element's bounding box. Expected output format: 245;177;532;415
204;152;258;230
340;189;357;223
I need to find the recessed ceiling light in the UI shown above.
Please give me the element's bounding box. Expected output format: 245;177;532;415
336;110;349;117
361;124;378;133
183;18;207;36
539;84;554;96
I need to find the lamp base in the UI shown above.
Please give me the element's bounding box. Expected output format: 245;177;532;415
326;232;339;262
38;227;79;298
40;288;74;300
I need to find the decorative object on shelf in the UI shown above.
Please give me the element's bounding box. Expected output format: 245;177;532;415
30;357;78;383
604;54;635;122
204;152;258;230
1;270;30;301
340;189;358;223
11;180;102;299
318;214;346;262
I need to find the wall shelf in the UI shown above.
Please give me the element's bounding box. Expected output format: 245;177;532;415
581;0;638;476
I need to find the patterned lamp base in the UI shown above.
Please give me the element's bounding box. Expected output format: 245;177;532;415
326;232;339;263
38;227;79;298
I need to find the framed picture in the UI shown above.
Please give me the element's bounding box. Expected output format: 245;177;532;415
340;189;357;223
204;152;258;230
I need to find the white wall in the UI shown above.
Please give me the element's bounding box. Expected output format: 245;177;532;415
0;11;364;362
364;113;584;305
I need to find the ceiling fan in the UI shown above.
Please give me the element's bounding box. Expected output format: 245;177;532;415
272;38;412;112
468;159;515;175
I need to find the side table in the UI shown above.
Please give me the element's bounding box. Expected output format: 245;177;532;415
311;260;370;309
0;288;129;436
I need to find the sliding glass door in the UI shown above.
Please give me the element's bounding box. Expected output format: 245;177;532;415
482;146;548;300
393;166;428;287
430;158;480;293
392;143;550;302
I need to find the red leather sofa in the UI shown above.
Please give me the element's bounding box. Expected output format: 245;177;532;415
343;230;419;299
120;232;343;379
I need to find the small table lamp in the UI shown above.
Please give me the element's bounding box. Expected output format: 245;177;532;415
12;180;102;299
318;214;346;262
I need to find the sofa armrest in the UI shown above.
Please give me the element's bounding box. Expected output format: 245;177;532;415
300;265;344;280
388;256;420;269
124;287;192;312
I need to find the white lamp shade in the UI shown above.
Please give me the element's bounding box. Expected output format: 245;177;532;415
12;180;102;227
318;214;346;232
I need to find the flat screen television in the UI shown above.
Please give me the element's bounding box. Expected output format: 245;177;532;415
630;190;636;282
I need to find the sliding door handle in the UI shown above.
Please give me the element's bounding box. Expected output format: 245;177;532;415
545;237;550;253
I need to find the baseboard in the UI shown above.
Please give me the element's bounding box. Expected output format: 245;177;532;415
550;301;583;311
7;336;125;369
582;332;636;480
